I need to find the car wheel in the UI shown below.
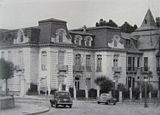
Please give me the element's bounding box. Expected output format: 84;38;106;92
105;102;108;105
63;105;66;108
69;104;72;108
113;102;116;105
55;102;58;108
97;102;100;104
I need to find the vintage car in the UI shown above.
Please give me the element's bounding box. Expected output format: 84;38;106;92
97;93;117;105
50;91;73;108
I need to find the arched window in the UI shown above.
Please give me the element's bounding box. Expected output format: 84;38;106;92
74;35;82;45
75;54;81;65
84;36;93;46
56;29;66;43
41;51;47;71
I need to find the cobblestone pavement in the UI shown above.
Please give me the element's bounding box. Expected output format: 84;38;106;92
40;101;160;115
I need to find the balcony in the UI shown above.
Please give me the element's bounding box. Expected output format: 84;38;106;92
112;66;122;73
126;67;137;74
57;65;68;72
141;67;149;74
73;65;85;72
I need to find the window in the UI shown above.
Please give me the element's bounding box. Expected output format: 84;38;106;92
97;55;102;72
137;57;140;67
126;40;131;47
144;57;148;71
113;54;118;67
114;40;117;47
157;56;160;69
74;35;82;45
75;77;80;90
1;51;4;59
127;56;135;71
56;29;66;43
75;54;81;65
144;19;147;24
84;36;92;47
18;51;24;69
8;51;12;62
58;50;65;65
41;51;47;71
86;55;91;71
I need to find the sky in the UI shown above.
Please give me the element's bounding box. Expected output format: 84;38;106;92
0;0;160;30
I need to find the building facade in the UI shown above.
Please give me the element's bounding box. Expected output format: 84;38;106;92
0;9;160;95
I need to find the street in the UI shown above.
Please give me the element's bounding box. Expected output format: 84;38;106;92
40;101;160;115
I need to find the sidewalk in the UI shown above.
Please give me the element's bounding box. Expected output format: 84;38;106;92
0;102;50;115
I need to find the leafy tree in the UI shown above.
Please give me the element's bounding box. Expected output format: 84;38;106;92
117;83;126;91
94;76;113;93
0;59;14;95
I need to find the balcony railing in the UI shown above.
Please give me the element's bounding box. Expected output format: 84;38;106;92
112;66;122;73
73;65;85;72
57;65;68;72
126;67;137;74
141;67;149;74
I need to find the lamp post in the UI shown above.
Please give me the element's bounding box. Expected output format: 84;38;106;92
144;77;148;108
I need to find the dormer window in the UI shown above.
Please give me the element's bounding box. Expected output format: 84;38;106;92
56;28;66;43
17;29;24;43
144;19;147;24
74;35;82;45
84;36;93;47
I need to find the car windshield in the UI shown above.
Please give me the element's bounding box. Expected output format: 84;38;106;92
57;92;69;97
101;93;111;97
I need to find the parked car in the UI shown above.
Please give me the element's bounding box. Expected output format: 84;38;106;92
50;91;73;108
97;93;117;105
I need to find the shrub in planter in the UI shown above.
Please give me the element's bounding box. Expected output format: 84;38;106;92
88;88;97;98
76;90;85;98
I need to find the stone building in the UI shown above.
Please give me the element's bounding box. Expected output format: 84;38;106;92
0;9;159;95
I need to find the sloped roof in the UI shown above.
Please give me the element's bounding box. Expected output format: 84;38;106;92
38;18;66;23
136;9;158;31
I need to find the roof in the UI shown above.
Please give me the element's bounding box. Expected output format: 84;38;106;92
69;31;94;36
38;18;66;23
71;26;120;31
136;9;158;31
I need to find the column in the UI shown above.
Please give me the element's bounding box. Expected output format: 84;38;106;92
73;85;77;100
97;86;100;98
85;85;88;99
129;87;132;100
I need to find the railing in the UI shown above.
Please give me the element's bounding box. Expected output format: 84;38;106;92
141;67;149;74
126;67;137;74
57;65;68;72
112;67;122;73
73;65;85;72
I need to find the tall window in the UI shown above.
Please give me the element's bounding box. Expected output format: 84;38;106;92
1;51;4;59
57;29;66;43
41;51;47;71
86;39;90;46
86;55;91;71
75;54;81;65
114;40;117;47
75;77;80;90
8;51;12;62
144;57;148;71
137;57;140;67
58;51;65;65
18;51;24;69
113;54;119;67
97;55;102;72
127;56;135;71
59;31;63;42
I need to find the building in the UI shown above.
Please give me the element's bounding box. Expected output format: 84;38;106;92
0;9;159;95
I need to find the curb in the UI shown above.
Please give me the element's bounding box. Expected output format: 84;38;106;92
28;106;50;115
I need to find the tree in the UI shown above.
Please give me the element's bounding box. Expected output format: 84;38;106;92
0;59;14;95
94;76;113;93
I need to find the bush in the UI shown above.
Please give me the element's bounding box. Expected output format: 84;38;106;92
132;87;140;99
40;90;45;94
26;83;38;95
50;89;57;95
76;90;85;98
111;90;119;99
117;83;125;92
152;90;158;98
88;88;97;98
69;87;74;97
123;89;129;99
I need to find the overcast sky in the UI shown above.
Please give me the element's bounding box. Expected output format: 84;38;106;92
0;0;159;30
